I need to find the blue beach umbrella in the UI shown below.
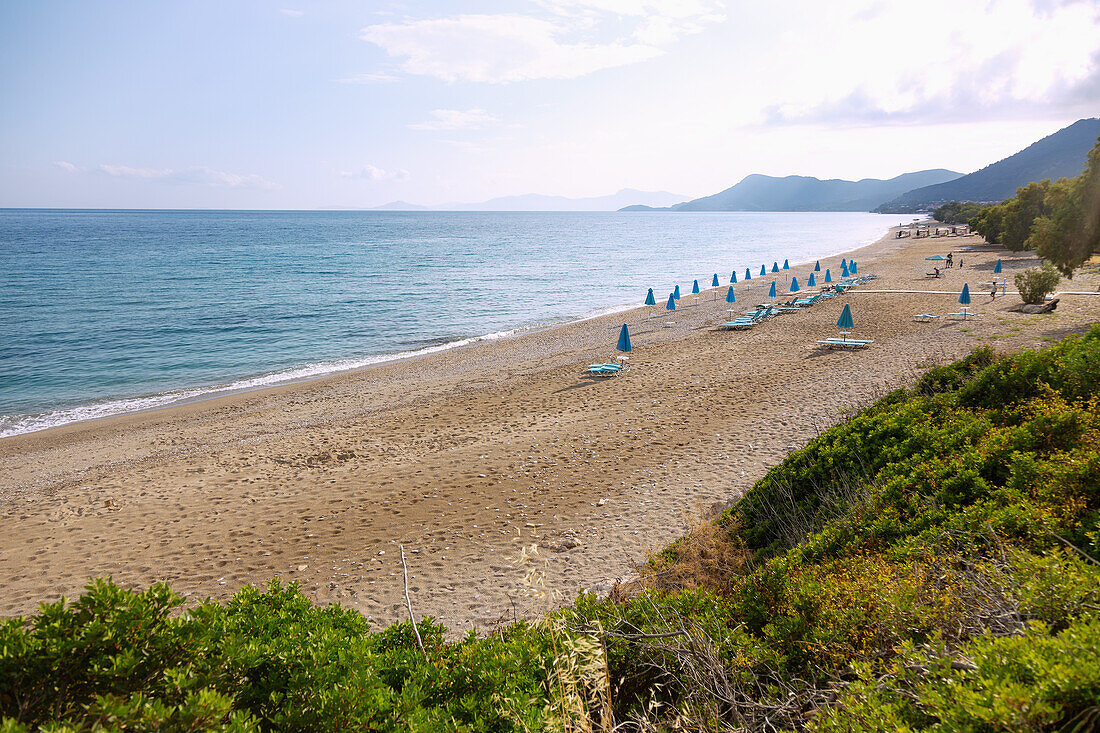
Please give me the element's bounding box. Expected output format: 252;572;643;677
790;276;800;293
808;272;816;287
824;268;833;283
666;293;676;311
760;265;767;276
850;261;858;274
783;259;790;270
769;281;777;298
725;286;736;303
815;261;821;271
674;285;681;300
959;283;971;305
837;303;854;330
994;259;1002;274
617;324;632;352
772;262;780;273
731;270;738;283
925;255;945;261
841;258;848;268
712;273;720;288
745;268;752;280
692;279;701;294
842;262;850;277
644;288;656;306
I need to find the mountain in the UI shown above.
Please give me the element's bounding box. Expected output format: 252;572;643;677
875;118;1100;213
365;200;430;211
362;189;689;212
441;188;688;211
624;170;962;212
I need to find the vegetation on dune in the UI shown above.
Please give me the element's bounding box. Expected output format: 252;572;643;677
4;328;1100;731
969;137;1100;275
931;200;983;225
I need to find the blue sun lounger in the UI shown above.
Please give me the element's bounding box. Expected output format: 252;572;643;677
914;313;940;322
586;362;624;376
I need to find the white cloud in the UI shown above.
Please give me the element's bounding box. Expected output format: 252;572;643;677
279;9;304;18
93;164;280;189
753;0;1100;127
53;161;79;173
359;1;724;83
408;108;501;131
339;164;410;181
337;72;400;84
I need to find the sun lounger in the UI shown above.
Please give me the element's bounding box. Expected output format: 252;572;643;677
925;272;942;278
914;314;940;322
717;319;759;330
948;312;983;320
586;363;622;376
816;338;874;349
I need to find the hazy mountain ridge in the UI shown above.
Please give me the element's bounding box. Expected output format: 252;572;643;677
623;170;962;212
874;118;1100;212
361;188;689;212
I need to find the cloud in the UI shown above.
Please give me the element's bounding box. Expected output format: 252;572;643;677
359;2;724;82
337;72;400;84
339;164;410;181
750;0;1100;128
53;161;79;173
408;108;501;131
80;164;281;189
279;9;304;18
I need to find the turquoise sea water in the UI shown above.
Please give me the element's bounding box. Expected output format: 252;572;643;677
0;209;895;436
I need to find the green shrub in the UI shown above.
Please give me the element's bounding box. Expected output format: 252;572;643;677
1014;262;1062;304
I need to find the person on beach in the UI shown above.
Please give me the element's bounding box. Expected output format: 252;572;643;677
991;282;998;300
946;253;953;268
959;258;963;268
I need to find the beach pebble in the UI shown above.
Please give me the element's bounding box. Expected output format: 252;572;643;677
297;564;308;571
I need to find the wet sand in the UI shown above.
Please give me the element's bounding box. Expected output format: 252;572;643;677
2;229;1098;631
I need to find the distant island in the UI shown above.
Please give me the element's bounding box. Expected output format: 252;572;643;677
354;188;689;212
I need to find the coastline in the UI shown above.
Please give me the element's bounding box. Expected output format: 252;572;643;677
2;227;1096;633
0;218;891;441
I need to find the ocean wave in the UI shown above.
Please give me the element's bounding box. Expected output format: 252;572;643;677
0;327;520;438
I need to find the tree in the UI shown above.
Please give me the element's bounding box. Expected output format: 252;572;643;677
1030;138;1100;276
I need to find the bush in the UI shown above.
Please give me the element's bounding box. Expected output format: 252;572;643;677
1014;263;1062;304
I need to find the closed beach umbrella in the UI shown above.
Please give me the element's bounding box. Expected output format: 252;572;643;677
994;259;1002;274
769;281;777;298
712;273;720;287
837;303;854;330
841;258;848;268
726;286;736;303
959;283;971;305
692;279;701;294
674;285;681;300
808;272;816;287
815;260;821;271
617;324;632;352
666;293;676;311
783;259;790;270
850;261;858;274
790;276;800;293
745;267;752;280
842;262;849;277
760;265;767;276
644;288;656;306
731;270;738;283
772;262;779;273
824;268;832;283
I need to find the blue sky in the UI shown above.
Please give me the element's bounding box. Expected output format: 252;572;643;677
1;0;1098;209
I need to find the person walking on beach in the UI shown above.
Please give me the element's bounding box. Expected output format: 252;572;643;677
946;252;954;268
990;282;998;301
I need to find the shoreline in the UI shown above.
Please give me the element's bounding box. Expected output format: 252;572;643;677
0;224;892;441
3;227;1095;634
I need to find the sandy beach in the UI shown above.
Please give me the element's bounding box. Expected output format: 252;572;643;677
2;228;1098;632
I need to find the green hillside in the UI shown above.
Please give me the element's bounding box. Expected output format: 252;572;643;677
4;329;1100;731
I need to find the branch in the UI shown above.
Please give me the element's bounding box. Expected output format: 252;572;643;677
400;544;426;658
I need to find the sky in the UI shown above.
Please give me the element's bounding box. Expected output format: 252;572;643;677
1;0;1098;209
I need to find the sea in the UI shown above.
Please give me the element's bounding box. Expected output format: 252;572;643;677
0;209;896;437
